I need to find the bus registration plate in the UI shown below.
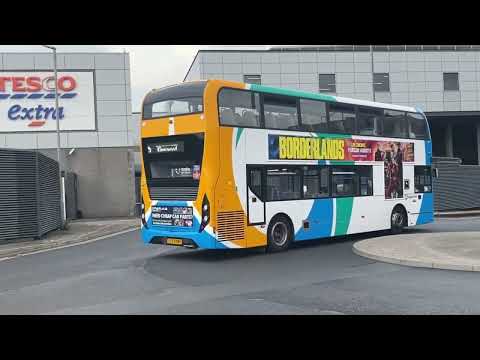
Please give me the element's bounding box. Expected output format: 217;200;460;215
166;238;183;246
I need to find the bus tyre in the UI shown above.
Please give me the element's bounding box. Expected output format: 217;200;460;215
390;206;406;234
267;215;293;252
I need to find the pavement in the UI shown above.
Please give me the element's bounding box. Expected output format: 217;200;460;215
435;209;480;218
353;230;480;272
0;217;140;261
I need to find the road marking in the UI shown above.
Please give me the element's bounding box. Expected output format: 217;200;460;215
0;227;140;263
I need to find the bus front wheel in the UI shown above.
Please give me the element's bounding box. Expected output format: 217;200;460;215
267;215;293;252
390;206;407;234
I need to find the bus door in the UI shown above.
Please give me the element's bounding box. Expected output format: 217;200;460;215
247;166;265;225
403;164;417;226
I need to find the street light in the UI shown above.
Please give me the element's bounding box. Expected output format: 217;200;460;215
370;45;375;102
42;45;66;229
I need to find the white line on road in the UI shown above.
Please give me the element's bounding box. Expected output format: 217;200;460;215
0;227;140;263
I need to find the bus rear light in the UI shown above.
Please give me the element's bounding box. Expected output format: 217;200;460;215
199;194;210;233
141;196;148;229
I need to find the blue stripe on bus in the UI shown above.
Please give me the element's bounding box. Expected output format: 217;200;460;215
425;140;432;165
416;192;434;225
294;198;334;241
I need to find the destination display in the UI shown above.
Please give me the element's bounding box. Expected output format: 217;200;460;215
151;206;194;227
268;134;414;162
146;141;184;154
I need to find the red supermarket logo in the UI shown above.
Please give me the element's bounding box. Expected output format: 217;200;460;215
1;75;78;128
0;75;77;94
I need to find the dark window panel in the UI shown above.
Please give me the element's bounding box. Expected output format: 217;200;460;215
443;72;459;91
303;166;329;199
266;168;302;201
373;73;390;92
319;74;336;93
414;166;433;193
299;98;328;132
328;103;356;134
407;112;430;140
244;74;261;85
263;94;299;130
218;88;261;127
383;109;407;138
358;107;383;136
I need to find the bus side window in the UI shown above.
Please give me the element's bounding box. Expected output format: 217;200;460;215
299;99;328;132
263;94;299;130
218;88;261;127
407;112;429;140
357;107;383;136
328;103;356;134
414;166;432;193
383;110;407;138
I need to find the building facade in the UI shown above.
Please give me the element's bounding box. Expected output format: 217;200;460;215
184;45;480;166
0;52;138;218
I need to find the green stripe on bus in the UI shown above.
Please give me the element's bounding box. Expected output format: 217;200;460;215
334;197;354;236
329;160;355;165
250;84;336;102
314;132;351;139
235;128;244;148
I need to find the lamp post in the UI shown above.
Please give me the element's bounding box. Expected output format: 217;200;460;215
370;45;376;102
42;45;65;229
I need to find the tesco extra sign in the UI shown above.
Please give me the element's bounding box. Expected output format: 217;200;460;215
0;71;96;132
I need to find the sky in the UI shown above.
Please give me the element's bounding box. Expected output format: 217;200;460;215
0;45;270;112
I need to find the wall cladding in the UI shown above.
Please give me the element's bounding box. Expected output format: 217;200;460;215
433;157;480;211
0;148;61;241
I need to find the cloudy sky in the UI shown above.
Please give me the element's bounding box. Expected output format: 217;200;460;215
0;45;269;112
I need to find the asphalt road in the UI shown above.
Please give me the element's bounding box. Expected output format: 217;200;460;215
1;216;480;314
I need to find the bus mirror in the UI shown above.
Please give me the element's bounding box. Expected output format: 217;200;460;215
433;168;439;178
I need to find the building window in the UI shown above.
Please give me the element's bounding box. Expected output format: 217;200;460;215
357;107;383;136
383;110;407;138
373;73;390;92
263;93;300;130
443;72;459;91
299;99;328;132
319;74;336;93
328;103;356;134
244;74;261;85
303;166;329;199
414;166;433;193
266;167;302;201
218;88;261;128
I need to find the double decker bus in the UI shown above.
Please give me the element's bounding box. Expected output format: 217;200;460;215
140;79;434;251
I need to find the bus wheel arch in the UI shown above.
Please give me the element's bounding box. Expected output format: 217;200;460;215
390;204;407;234
266;213;294;252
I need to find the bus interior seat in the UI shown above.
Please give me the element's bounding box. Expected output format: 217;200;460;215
234;113;242;124
242;110;258;127
221;108;235;125
265;113;275;128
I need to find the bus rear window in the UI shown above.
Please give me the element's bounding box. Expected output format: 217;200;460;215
143;81;206;119
144;97;203;119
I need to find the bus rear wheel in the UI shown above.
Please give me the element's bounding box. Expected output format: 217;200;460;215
390;206;406;234
267;215;293;252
